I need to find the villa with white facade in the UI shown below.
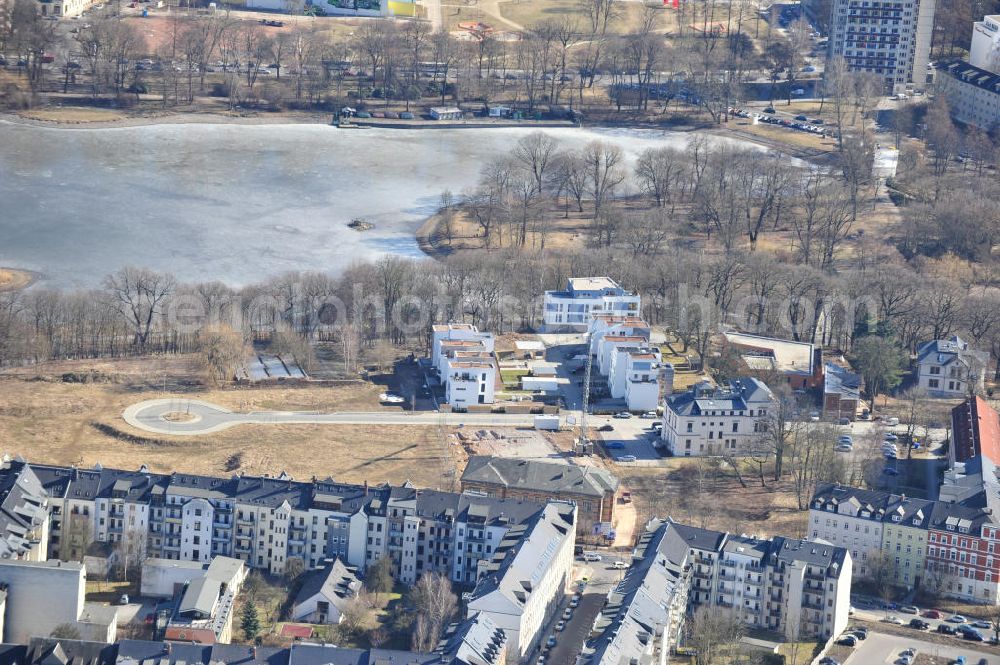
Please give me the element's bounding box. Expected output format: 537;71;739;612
661;378;776;456
915;336;988;398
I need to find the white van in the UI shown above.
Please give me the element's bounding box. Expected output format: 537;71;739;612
583;552;602;562
887;417;900;427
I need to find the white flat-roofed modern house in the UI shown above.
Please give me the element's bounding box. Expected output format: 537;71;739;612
661;378;776;456
586;315;651;356
623;351;661;413
542;278;640;332
431;323;498;409
432;323;494;370
915;335;988;398
444;360;497;409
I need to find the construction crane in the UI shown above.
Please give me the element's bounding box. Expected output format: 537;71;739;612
578;332;593;455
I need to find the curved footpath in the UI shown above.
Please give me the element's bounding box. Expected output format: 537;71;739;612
122;398;541;436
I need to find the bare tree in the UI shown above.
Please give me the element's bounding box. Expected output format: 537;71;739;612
103;267;176;348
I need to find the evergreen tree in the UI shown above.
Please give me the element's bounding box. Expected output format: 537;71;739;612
241;602;261;642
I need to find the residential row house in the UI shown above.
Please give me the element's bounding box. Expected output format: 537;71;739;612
660;378;777;456
580;518;852;664
0;613;508;665
466;502;577;662
431;323;497;409
0;459;565;589
542;277;641;332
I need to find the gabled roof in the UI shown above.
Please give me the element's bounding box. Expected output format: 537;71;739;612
293;559;361;612
461;457;618;499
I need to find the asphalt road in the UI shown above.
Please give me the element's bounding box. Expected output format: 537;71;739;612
532;557;626;665
122;398;540;435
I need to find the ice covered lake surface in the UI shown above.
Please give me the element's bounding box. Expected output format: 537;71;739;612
0;121;765;288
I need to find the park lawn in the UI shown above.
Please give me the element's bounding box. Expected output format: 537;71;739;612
500;369;529;385
776;641;822;665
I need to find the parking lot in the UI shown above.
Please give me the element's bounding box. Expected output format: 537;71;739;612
842;630;999;665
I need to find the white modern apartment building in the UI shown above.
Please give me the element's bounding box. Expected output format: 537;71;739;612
466;502;576;662
661;378;776;456
587;315;651;356
431;324;497;409
542;277;640;332
971;15;1000;73
0;460;566;592
826;0;936;92
581;519;851;664
619;350;662;413
915;336;988;398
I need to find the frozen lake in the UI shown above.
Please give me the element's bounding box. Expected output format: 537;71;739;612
0;121;757;288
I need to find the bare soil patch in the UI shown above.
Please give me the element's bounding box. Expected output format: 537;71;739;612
0;356;459;489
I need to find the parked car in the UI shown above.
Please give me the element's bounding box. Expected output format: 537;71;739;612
546;635;557;648
555;621;566;632
963;630;984;641
118;594;130;605
569;594;580;608
818;658;840;665
922;609;942;619
909;619;929;629
948;614;968;623
885;615;905;625
791;88;805;95
584;552;602;562
614;412;632;419
900;605;918;614
612;560;628;569
616;455;637;463
795;114;808;120
640;411;657;419
937;624;957;635
837;635;857;647
562;608;573;620
852;627;868;639
764;107;776;113
971;620;990;629
598;424;614;432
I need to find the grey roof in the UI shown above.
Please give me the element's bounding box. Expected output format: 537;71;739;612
666;377;774;417
468;502;576;611
668;522;726;553
293;559;361;612
915;336;987;369
812;482;991;530
585;520;688;665
824;363;860;400
116;640;211;665
433;613;506;665
461;457;619;499
25;639;116;665
0;463;49;559
178;577;219;617
939;59;1000;95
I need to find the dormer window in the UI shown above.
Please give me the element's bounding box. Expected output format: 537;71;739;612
947;525;955;531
